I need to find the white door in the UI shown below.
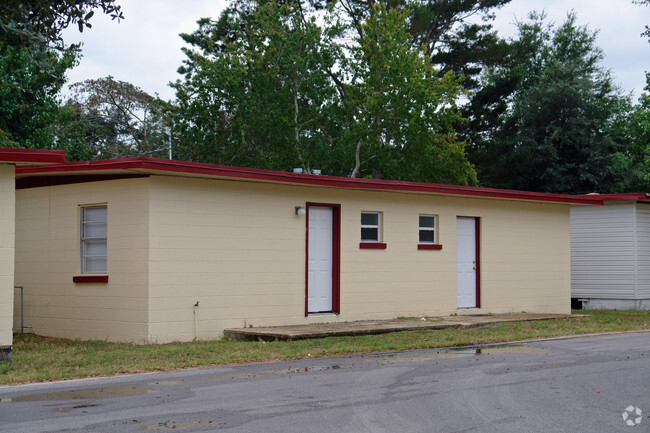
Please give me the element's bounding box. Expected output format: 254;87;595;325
457;217;477;308
308;206;333;313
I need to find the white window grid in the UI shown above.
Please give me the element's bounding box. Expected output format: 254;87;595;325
361;211;381;242
80;205;107;274
419;214;436;244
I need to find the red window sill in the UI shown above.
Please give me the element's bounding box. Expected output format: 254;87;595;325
359;242;387;249
73;275;109;283
418;244;443;250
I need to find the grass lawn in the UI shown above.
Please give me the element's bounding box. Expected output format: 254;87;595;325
1;309;649;385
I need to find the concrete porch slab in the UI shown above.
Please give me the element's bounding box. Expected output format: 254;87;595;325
224;313;583;341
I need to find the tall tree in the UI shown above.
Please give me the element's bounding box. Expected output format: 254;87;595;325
0;44;74;146
629;73;650;183
332;0;515;149
173;0;476;184
0;0;124;155
334;0;512;94
67;76;170;159
0;0;123;53
468;12;630;194
641;99;650;185
336;3;472;182
174;1;337;172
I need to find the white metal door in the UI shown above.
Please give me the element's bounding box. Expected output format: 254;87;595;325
308;206;333;313
457;217;477;308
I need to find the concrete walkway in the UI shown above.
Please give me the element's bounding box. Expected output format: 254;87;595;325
224;313;583;341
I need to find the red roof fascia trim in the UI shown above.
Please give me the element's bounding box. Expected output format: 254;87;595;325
16;157;604;205
575;193;650;202
0;148;66;164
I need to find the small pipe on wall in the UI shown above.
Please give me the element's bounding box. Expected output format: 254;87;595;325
15;285;24;333
193;301;199;340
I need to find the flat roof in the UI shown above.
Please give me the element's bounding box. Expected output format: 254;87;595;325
0;148;66;165
574;193;650;203
16;157;604;205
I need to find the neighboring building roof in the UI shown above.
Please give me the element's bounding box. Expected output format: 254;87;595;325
16;156;605;205
574;193;650;203
0;148;66;165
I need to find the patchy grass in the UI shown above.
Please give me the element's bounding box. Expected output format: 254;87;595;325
1;309;649;385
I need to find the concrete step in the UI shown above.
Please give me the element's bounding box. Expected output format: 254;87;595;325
224;313;580;341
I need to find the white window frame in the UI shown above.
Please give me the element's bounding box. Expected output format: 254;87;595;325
361;211;382;242
419;214;437;244
80;205;107;274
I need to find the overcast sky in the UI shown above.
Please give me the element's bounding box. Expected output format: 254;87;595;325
62;0;649;102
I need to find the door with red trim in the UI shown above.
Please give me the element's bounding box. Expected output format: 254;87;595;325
457;217;478;308
308;206;333;313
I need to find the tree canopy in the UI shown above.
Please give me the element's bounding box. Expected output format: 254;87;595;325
2;0;648;193
172;0;477;184
631;73;650;183
0;43;75;145
66;76;170;159
0;0;123;53
0;0;124;157
466;12;635;194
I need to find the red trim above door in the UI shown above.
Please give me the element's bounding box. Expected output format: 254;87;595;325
305;202;341;316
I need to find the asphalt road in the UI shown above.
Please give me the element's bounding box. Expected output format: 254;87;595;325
1;332;649;433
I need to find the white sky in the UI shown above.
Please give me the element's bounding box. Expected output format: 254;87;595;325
62;0;649;102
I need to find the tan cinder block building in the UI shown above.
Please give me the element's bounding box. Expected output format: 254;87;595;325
13;158;602;343
0;149;66;361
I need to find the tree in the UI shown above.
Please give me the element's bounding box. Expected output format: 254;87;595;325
173;0;476;184
0;44;74;147
333;0;516;151
467;12;630;194
174;1;337;172
335;3;473;182
66;76;170;159
335;0;512;93
0;1;124;157
0;0;123;53
641;92;650;184
628;73;650;183
633;0;650;41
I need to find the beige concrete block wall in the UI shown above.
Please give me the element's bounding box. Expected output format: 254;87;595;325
148;176;570;343
470;200;570;314
0;165;15;353
14;178;150;342
147;177;308;342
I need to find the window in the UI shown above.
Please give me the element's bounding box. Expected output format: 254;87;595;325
80;205;107;274
361;212;381;242
418;214;442;250
360;211;386;249
419;215;436;243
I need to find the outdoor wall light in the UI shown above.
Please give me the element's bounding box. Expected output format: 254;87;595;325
295;206;306;216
